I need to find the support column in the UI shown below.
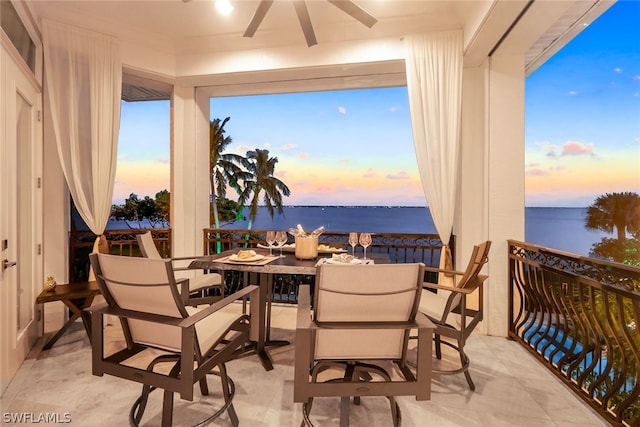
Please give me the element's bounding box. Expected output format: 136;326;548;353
457;54;525;337
171;85;210;257
485;53;526;336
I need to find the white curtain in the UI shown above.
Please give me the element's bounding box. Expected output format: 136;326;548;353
42;20;121;236
404;31;463;274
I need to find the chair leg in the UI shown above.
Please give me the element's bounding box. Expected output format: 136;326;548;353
161;389;174;427
435;333;442;359
199;375;210;396
459;344;475;391
218;363;239;427
131;384;152;425
339;396;350;427
388;397;401;427
301;398;314;427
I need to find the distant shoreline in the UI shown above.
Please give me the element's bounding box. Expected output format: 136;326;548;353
279;205;588;209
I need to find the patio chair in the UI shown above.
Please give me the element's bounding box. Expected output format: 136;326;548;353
88;253;258;427
418;240;491;391
136;231;224;306
294;263;434;427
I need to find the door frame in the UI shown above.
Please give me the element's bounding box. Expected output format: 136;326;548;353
0;41;43;396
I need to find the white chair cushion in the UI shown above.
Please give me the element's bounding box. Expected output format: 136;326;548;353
187;305;244;355
189;273;222;292
419;285;462;326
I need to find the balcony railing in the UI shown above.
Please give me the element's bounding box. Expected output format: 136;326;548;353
203;228;452;303
70;228;450;302
69;229;171;282
508;240;640;426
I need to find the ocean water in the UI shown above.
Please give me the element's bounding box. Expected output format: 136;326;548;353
99;206;610;257
223;206;610;257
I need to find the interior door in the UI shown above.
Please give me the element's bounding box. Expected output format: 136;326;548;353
0;47;43;395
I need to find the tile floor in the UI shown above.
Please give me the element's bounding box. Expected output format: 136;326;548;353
1;302;607;426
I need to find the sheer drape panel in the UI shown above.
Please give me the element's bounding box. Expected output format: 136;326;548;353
42;20;121;235
404;31;462;274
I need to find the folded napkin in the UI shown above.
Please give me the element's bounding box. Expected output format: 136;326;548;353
219;254;279;265
315;256;375;266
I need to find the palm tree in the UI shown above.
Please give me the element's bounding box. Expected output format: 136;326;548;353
585;192;640;241
209;117;247;228
238;148;291;230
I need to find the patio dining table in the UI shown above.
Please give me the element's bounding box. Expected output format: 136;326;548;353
189;248;390;371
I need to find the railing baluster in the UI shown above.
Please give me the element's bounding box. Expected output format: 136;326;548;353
509;240;640;426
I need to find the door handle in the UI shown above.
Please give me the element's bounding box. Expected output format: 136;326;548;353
2;259;17;271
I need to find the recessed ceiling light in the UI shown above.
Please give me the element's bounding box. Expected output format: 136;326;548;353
216;0;234;16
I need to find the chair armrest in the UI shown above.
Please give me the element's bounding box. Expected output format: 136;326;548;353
423;282;476;294
169;255;202;261
415;311;435;330
423;266;466;276
92;305;184;325
180;285;258;327
296;285;313;330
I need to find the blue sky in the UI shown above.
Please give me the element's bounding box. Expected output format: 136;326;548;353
524;0;640;207
115;1;639;207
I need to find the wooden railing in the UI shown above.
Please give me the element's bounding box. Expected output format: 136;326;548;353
203;228;452;302
69;229;171;282
508;240;640;426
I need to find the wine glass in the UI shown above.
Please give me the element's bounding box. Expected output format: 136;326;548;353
266;231;276;256
348;232;358;256
275;231;288;257
359;232;372;260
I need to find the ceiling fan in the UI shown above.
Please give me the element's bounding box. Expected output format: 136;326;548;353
243;0;378;47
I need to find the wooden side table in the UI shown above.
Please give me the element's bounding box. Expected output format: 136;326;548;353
36;281;101;350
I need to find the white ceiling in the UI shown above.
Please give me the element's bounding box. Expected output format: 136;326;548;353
27;1;476;53
22;0;614;99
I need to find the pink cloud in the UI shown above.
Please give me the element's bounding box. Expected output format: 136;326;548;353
297;152;309;159
561;141;594;156
363;168;375;178
526;168;549;176
386;171;410;180
313;185;336;194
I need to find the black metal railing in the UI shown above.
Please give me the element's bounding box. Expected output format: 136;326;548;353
508;240;640;426
203;228;452;302
70;228;450;301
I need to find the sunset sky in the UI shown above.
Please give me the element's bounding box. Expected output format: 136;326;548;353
114;1;639;208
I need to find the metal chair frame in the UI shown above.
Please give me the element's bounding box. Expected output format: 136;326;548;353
88;253;258;427
294;263;434;427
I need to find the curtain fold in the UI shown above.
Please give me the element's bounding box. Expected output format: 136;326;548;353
404;30;463;275
42;20;121;236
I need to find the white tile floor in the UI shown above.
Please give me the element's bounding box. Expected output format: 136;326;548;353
1;302;607;426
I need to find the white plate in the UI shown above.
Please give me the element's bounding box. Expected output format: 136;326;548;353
325;258;362;265
228;254;265;262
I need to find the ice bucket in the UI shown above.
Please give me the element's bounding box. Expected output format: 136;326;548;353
295;235;318;260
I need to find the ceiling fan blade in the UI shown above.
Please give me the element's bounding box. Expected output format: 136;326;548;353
327;0;377;28
244;0;275;38
293;0;317;47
